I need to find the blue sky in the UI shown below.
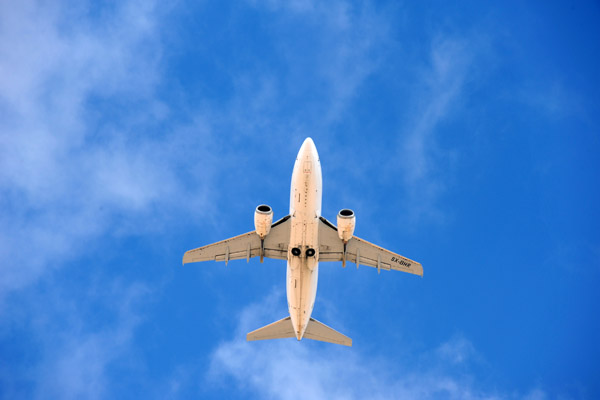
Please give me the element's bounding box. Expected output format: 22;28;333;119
1;0;599;399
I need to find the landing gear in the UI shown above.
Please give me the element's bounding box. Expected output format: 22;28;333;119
291;247;315;257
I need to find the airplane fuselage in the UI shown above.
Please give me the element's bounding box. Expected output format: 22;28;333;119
287;138;322;340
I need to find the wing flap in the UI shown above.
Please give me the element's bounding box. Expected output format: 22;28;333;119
263;215;292;260
212;248;288;262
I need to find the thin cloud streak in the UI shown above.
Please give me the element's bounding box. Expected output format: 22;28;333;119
395;37;474;222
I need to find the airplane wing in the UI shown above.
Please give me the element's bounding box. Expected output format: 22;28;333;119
182;215;291;265
318;217;423;276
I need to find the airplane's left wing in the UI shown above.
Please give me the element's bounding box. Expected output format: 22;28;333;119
183;215;291;265
318;217;423;276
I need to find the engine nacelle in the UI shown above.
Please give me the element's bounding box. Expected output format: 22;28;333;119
337;209;355;243
254;204;273;239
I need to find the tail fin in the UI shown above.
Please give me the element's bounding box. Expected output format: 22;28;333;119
304;318;352;347
246;317;295;342
246;316;352;347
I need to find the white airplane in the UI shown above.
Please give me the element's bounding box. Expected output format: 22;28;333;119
183;138;422;346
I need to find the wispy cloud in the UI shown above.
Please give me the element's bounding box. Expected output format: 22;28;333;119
436;333;479;365
394;36;475;223
0;0;395;297
0;277;150;399
208;291;545;400
33;282;149;400
0;0;218;295
517;79;584;121
238;0;390;137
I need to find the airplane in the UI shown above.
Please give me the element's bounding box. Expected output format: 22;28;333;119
182;138;423;346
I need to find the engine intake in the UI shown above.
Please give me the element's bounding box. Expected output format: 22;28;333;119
337;209;355;243
254;204;273;239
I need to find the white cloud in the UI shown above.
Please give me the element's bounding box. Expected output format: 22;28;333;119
0;0;163;200
208;291;545;400
0;0;217;296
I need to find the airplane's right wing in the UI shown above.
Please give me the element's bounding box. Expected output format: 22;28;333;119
183;215;291;265
318;217;423;276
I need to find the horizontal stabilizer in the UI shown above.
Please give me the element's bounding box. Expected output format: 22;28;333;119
247;317;295;342
246;316;352;347
304;318;352;347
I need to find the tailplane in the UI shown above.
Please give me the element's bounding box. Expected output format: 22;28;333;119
304;318;352;346
246;317;352;347
246;317;296;341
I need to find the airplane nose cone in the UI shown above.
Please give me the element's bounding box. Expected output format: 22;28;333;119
303;137;315;148
299;137;318;160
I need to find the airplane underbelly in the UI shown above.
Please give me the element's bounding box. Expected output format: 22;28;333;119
287;195;320;337
287;259;318;337
287;137;322;338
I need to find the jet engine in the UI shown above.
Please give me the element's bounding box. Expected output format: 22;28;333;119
337;209;355;243
254;204;273;239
